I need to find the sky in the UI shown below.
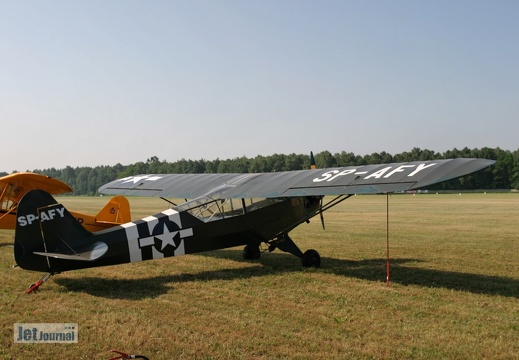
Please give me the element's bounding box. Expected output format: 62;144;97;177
1;1;518;172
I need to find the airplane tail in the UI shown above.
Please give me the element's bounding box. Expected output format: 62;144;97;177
95;195;131;224
14;190;107;273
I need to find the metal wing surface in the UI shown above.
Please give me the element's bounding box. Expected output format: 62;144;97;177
98;158;495;199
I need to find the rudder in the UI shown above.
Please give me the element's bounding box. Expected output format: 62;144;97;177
15;190;94;273
95;195;131;224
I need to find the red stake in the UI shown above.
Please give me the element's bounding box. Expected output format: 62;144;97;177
386;193;390;286
109;349;149;360
26;273;51;294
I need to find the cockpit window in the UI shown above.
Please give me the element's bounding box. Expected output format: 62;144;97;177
0;184;20;211
173;186;283;222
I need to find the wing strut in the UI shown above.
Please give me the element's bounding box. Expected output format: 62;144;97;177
320;194;353;213
160;197;178;206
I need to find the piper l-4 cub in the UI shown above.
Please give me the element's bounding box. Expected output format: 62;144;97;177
13;158;494;292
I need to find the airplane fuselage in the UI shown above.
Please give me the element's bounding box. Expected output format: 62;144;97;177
15;195;321;273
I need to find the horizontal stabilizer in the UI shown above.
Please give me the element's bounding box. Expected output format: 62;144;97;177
33;241;108;262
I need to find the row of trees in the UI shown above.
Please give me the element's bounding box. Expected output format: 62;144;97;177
4;147;518;195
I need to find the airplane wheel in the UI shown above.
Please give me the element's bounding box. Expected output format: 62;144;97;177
302;249;321;268
243;244;261;260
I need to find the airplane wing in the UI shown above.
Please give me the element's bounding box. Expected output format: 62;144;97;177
0;172;72;196
0;173;72;212
98;158;495;199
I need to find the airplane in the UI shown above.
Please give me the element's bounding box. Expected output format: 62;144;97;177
12;158;494;292
0;172;131;232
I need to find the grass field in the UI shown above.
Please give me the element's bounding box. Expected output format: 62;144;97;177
1;193;518;359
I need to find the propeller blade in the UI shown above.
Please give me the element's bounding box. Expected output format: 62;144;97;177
319;197;325;230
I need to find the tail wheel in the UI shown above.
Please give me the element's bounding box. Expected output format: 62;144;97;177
302;249;321;268
243;244;261;260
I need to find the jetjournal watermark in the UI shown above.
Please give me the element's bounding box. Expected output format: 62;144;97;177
14;323;78;344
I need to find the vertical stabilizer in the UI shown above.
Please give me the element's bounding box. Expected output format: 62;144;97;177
15;190;94;273
95;195;131;224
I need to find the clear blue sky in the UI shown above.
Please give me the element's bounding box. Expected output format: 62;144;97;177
1;1;518;172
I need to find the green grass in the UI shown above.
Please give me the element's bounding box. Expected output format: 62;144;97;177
1;194;518;359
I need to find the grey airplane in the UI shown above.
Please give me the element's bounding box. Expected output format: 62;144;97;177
13;158;494;292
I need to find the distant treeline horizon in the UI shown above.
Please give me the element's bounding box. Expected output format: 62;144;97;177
3;147;518;195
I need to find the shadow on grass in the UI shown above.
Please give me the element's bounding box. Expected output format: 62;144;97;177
55;249;518;299
0;242;13;247
54;264;275;300
209;249;519;298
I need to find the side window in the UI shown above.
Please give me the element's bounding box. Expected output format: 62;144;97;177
0;184;19;211
0;184;6;210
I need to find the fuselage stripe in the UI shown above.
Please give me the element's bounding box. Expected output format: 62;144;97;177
122;222;141;263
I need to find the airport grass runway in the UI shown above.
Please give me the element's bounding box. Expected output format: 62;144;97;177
1;193;518;359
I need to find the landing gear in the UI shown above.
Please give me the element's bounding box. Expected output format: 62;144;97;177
302;249;321;268
242;244;261;260
243;235;321;268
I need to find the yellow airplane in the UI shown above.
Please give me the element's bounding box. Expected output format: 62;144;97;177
0;172;130;232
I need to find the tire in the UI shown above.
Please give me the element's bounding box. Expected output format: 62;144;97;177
302;249;321;268
243;244;261;260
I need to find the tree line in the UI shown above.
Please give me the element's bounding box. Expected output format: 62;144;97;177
3;147;518;195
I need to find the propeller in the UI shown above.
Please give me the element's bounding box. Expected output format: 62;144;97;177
319;197;325;230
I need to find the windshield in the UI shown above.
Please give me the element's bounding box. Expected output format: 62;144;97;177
173;185;283;222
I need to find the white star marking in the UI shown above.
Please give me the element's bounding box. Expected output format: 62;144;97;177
155;231;178;251
120;175;163;184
